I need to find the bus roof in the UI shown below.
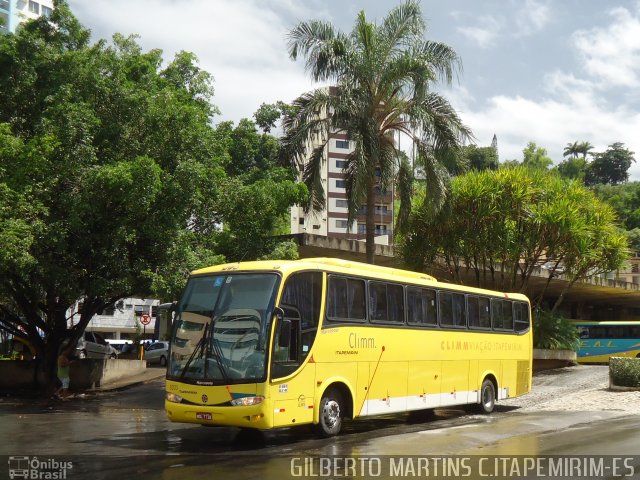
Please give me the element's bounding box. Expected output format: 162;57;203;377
570;320;640;326
191;257;529;301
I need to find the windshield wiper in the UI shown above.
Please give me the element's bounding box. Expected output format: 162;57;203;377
207;315;231;382
179;323;209;381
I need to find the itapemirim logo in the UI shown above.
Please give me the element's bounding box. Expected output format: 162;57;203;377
8;456;73;479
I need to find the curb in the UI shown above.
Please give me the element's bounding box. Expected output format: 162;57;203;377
93;371;166;392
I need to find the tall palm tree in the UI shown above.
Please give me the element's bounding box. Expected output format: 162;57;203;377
563;141;580;158
281;0;473;264
577;141;594;159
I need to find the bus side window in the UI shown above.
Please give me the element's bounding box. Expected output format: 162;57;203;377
407;287;437;326
369;282;404;323
514;302;530;333
439;291;465;328
327;276;366;322
492;299;513;331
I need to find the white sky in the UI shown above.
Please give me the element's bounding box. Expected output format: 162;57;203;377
68;0;640;179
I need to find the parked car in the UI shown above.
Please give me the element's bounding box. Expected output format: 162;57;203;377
144;341;169;366
76;331;114;359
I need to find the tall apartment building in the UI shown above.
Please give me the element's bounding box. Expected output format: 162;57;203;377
290;131;394;246
1;0;53;34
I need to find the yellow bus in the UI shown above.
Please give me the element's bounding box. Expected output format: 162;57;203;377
165;258;532;436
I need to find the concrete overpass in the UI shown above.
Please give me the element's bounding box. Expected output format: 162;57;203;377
291;233;640;319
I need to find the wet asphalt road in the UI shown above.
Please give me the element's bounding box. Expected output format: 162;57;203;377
1;368;639;479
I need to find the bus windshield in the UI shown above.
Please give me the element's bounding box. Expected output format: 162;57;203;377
169;273;279;384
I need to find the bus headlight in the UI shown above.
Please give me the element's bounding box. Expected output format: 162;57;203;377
166;392;183;403
230;396;264;406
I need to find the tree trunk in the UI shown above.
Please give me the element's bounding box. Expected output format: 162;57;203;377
366;179;376;264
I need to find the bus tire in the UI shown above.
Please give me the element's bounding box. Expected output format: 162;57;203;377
315;388;344;437
478;379;496;414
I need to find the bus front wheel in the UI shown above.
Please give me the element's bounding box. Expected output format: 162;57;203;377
478;379;496;414
315;389;343;437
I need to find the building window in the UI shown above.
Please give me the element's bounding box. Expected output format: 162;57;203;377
335;179;346;189
632;263;639;273
375;224;388;235
374;205;388;214
335;220;348;229
41;5;53;17
134;305;150;316
335;199;348;208
335;159;348;169
336;140;350;149
100;305;115;316
28;1;39;14
298;217;305;225
357;224;366;234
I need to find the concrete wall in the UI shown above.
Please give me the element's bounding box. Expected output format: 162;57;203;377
0;359;147;392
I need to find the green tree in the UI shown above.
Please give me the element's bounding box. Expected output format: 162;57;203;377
563;141;581;159
253;101;296;133
556;156;587;180
0;3;303;393
522;141;553;170
462;144;498;171
281;0;472;263
585;142;635;186
401;167;628;311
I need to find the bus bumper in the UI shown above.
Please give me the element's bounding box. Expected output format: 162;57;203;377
165;399;273;429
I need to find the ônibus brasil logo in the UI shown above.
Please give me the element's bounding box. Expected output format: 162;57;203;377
8;456;73;479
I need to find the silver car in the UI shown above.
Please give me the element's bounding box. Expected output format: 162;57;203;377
143;341;169;366
76;332;114;359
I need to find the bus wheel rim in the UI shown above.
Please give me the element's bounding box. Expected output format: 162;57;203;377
322;400;340;428
482;386;494;409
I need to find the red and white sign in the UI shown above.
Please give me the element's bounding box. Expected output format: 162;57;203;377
140;313;151;325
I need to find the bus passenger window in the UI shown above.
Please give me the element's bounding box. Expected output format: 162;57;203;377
327;276;366;322
479;297;491;328
514;302;530;333
407;287;437;326
439;292;453;326
369;282;404;323
491;299;513;331
452;293;466;327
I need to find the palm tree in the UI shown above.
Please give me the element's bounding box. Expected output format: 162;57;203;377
563;142;580;158
281;0;472;264
577;141;594;159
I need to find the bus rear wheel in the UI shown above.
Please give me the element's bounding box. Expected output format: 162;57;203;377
315;389;343;437
478;379;496;414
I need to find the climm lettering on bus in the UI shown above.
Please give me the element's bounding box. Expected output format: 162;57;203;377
349;333;375;348
441;340;523;352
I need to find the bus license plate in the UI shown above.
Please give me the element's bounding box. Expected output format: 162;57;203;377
196;412;212;420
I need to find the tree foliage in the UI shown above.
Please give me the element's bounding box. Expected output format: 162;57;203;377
281;0;472;263
0;2;304;392
585;142;635;186
462;144;498;171
401;167;628;310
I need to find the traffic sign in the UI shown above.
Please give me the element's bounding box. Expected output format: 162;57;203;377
140;313;151;325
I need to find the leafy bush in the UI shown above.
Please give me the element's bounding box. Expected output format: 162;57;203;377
610;357;640;387
533;309;580;350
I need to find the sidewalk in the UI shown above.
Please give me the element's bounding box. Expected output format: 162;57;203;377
93;367;166;392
